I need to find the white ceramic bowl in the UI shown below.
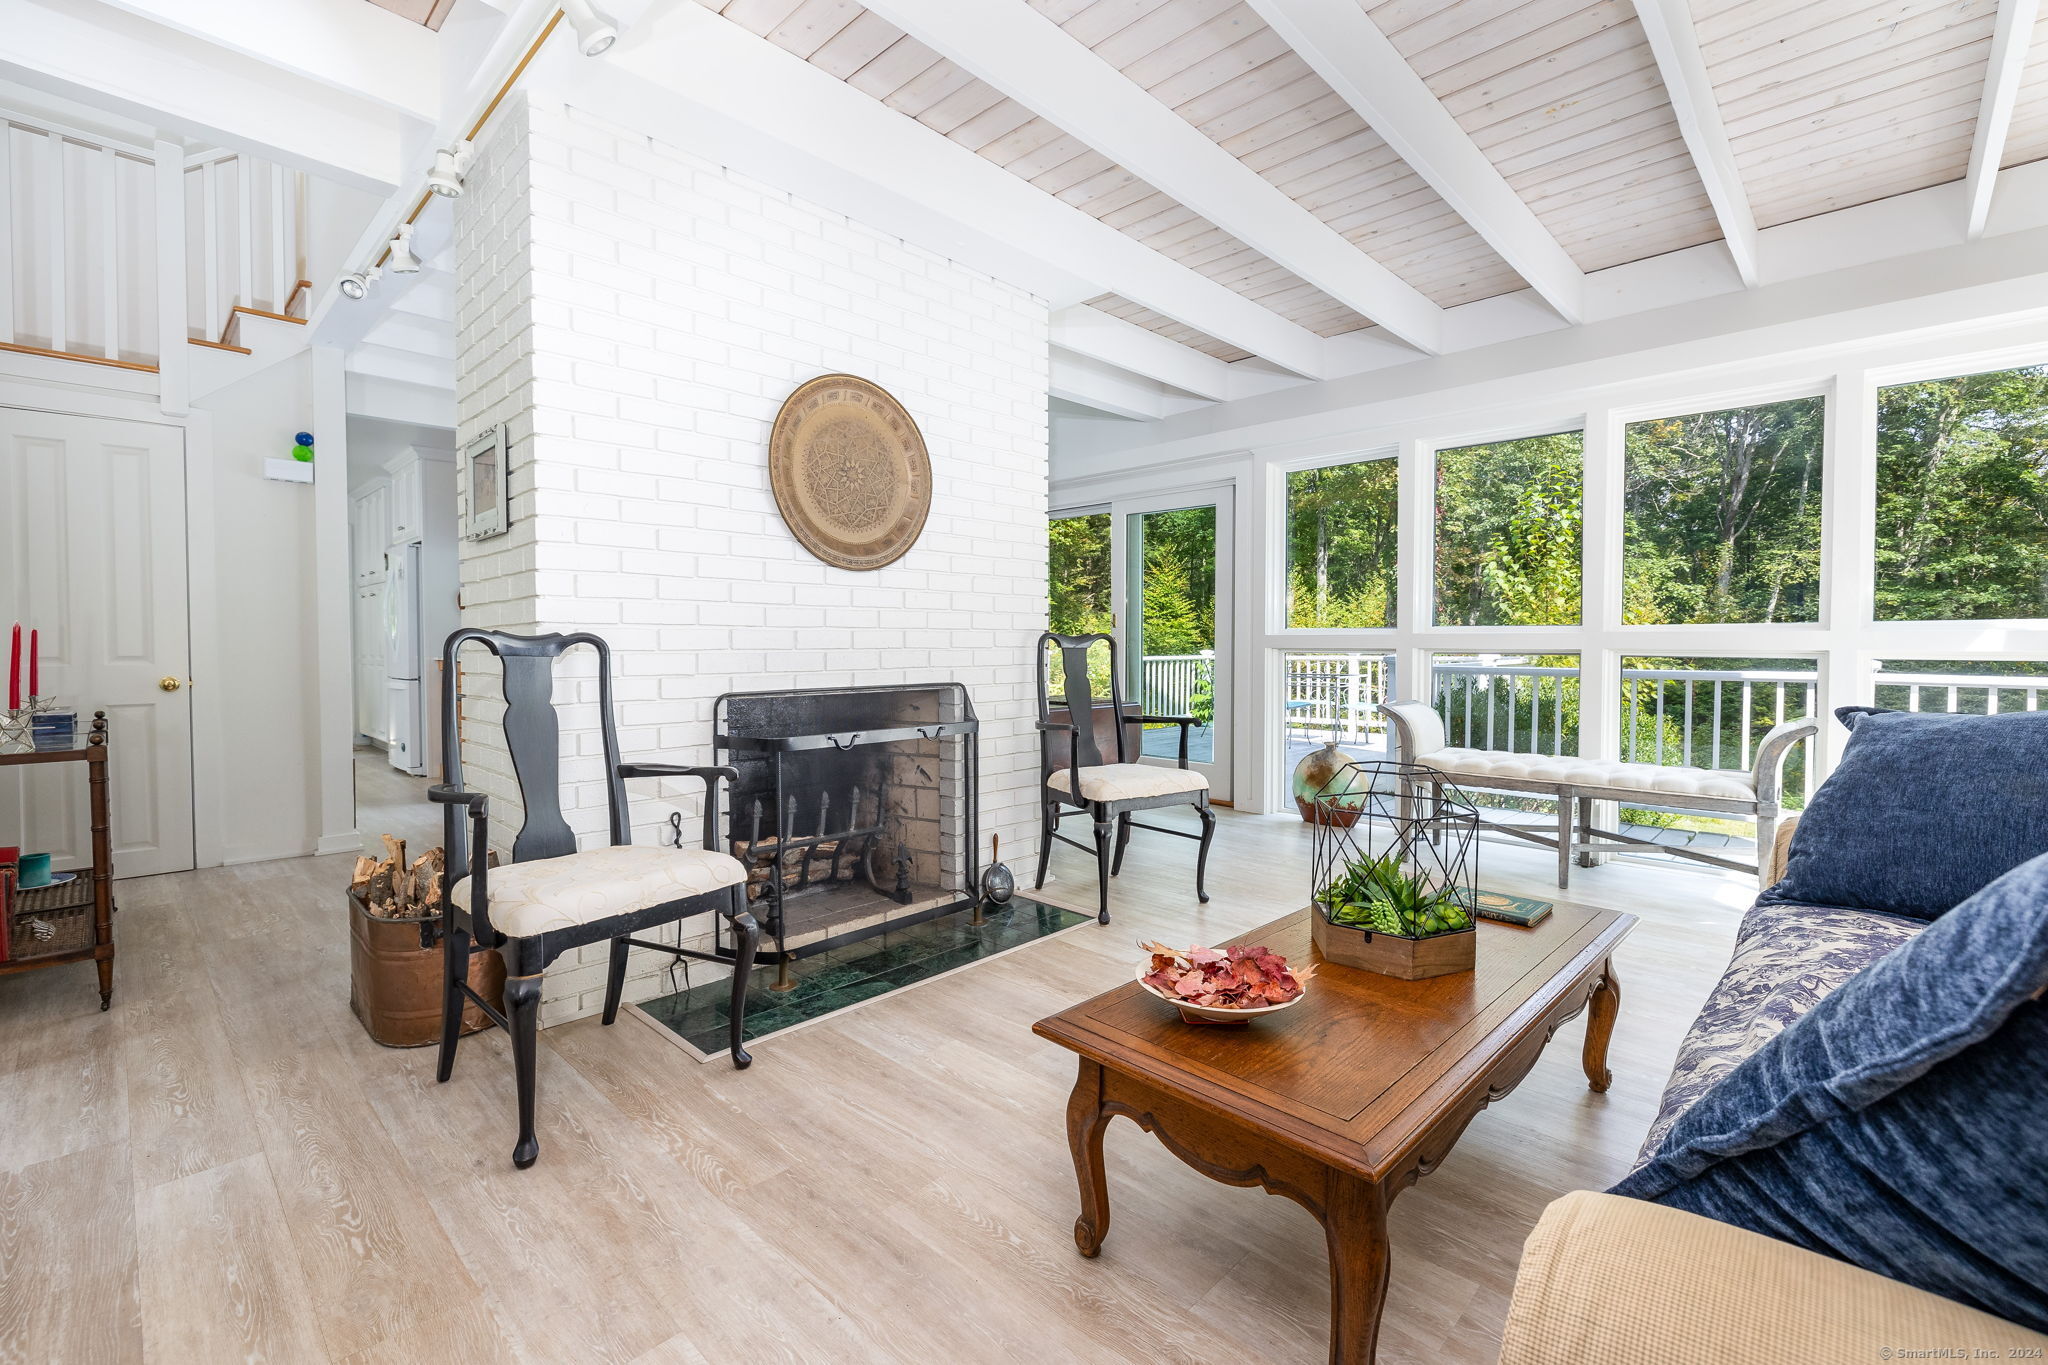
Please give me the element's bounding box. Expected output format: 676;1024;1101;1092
1133;963;1310;1025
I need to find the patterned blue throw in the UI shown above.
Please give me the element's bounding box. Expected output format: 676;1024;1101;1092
1615;851;2048;1331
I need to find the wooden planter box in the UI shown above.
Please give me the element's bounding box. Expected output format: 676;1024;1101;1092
348;892;505;1048
1312;903;1475;981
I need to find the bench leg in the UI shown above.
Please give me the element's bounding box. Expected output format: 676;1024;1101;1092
1556;791;1574;890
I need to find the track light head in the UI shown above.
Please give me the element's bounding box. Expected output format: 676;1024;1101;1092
387;222;420;274
560;0;619;56
427;141;473;198
339;265;382;300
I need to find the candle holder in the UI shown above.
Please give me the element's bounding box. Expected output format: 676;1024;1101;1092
1;696;54;753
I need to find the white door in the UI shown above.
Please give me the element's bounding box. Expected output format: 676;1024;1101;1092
0;408;193;877
1112;488;1234;802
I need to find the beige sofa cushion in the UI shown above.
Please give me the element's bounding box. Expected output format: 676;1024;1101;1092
1500;1191;2047;1364
1047;762;1208;803
450;844;746;937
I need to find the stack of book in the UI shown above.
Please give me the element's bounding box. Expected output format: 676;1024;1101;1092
31;708;76;749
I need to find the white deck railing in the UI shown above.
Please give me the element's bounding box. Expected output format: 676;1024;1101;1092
1283;652;1391;744
1138;651;1213;717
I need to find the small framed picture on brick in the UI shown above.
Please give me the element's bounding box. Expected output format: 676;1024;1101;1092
462;424;509;541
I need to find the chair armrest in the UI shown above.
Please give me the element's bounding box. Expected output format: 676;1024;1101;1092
428;784;493;938
1035;721;1087;801
1033;721;1078;732
1132;714;1196;766
1750;718;1818;806
1500;1191;2046;1364
617;763;738;850
1763;813;1800;887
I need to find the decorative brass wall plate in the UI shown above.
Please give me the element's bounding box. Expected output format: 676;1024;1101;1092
768;374;931;571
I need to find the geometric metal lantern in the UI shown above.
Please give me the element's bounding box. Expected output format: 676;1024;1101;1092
1308;760;1480;941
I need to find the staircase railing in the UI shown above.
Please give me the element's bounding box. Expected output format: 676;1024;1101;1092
0;111;307;373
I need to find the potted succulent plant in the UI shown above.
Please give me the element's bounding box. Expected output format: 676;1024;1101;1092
1307;759;1481;980
1312;856;1476;980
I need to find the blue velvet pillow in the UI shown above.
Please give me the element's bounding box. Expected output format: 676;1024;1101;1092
1613;851;2048;1330
1765;706;2048;919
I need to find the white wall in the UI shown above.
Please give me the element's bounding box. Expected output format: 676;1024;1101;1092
191;350;324;862
453;94;1052;1024
1053;276;2048;818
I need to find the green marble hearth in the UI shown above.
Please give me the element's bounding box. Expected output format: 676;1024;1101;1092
638;897;1090;1057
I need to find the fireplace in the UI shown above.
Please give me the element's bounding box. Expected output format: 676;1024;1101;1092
712;683;980;988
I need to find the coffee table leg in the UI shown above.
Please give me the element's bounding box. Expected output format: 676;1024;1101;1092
1323;1171;1392;1364
1066;1058;1112;1257
1583;957;1620;1093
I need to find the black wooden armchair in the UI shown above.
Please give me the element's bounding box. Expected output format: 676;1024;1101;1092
429;629;759;1168
1033;631;1214;923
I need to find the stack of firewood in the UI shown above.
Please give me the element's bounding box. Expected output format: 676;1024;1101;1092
350;835;447;918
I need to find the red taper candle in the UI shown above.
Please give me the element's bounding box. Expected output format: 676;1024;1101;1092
27;628;37;699
7;623;17;712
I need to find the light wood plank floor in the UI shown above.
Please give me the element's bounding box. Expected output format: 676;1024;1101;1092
0;806;1759;1363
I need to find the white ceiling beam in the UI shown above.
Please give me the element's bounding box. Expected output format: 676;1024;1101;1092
0;0;407;190
1634;0;1760;286
855;0;1445;355
595;4;1346;378
1052;307;1237;402
87;0;442;122
1050;353;1205;422
1243;0;1586;325
1965;0;2040;239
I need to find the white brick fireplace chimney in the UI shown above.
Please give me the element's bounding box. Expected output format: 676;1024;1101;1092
452;94;1051;1023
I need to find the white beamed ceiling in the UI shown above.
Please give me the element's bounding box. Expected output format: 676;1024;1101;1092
692;0;2048;402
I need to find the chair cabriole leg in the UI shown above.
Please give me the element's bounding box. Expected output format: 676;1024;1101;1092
728;897;760;1070
506;972;543;1169
1034;795;1054;890
1092;808;1113;925
1195;802;1215;903
436;922;469;1084
601;936;631;1026
1110;812;1132;876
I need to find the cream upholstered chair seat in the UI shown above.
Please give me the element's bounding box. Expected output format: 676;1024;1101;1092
1416;747;1758;801
1048;762;1211;803
451;844;748;939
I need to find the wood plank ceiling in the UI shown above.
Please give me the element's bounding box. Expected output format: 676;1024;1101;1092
693;0;2048;366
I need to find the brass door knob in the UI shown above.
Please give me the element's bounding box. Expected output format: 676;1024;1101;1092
159;676;183;692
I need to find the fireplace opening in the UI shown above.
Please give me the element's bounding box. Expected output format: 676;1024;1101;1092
711;683;980;989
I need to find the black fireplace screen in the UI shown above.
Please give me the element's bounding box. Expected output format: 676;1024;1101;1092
712;683;980;982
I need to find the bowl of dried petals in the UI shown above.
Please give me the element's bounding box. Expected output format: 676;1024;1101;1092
1135;941;1314;1026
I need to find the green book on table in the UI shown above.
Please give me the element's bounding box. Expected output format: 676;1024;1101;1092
1464;888;1552;927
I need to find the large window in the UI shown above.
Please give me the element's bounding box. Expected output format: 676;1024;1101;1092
1048;511;1111;637
1875;365;2048;620
1623;397;1824;624
1286;456;1397;628
1434;432;1582;627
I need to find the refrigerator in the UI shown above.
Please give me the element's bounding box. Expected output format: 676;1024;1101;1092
383;541;427;776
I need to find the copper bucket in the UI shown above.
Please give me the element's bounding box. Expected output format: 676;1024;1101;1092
348;892;506;1048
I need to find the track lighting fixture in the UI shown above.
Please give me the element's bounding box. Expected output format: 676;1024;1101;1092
426;141;473;198
387;222;420;274
559;0;619;56
338;265;381;300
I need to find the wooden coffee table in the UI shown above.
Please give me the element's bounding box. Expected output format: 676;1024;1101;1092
1032;902;1634;1364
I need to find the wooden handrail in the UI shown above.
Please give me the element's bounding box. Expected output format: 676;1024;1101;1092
0;341;158;374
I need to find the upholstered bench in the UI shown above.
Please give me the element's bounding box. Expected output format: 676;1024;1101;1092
1380;700;1816;888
